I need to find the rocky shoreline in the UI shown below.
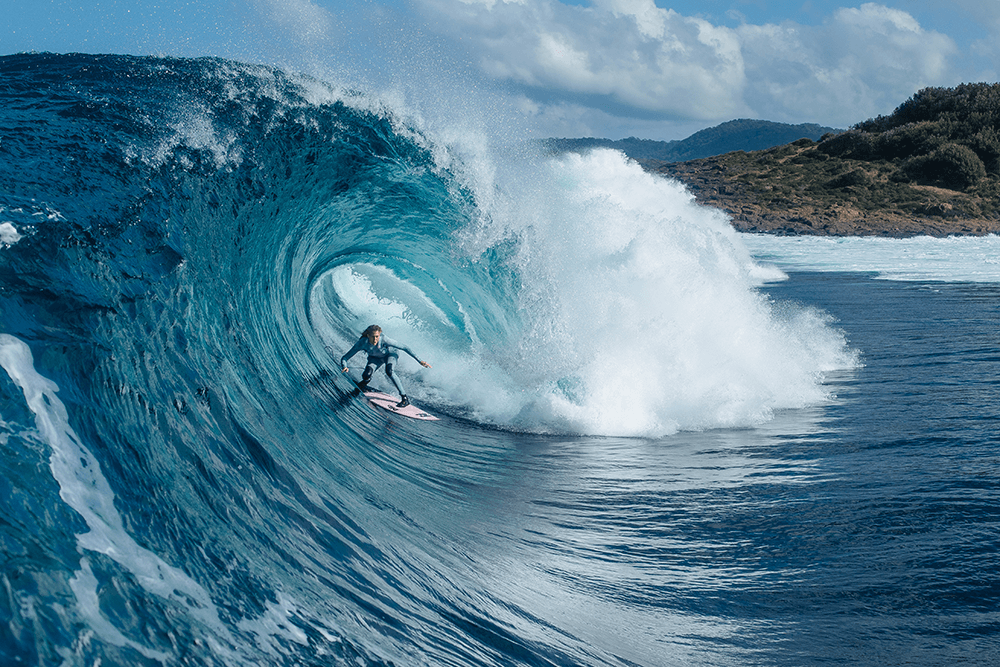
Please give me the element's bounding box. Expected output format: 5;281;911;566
647;152;1000;237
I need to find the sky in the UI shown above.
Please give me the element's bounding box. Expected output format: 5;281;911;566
2;0;998;140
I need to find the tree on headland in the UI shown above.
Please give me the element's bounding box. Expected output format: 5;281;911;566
819;83;1000;191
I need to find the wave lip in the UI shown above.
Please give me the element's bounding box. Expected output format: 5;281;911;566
441;148;858;436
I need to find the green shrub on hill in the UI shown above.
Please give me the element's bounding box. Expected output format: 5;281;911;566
969;127;1000;172
859;83;1000;132
827;168;872;188
817;82;1000;190
902;143;987;190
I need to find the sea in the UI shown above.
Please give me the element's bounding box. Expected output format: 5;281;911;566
0;53;998;666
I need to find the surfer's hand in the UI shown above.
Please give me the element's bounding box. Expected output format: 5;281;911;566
342;367;349;373
420;360;432;368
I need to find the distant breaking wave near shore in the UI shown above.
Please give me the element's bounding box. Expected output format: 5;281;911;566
741;233;1000;283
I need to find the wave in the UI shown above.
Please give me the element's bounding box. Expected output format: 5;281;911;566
0;52;856;665
740;233;1000;282
1;52;854;437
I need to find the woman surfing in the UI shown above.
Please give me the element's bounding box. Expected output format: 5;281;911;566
339;325;431;407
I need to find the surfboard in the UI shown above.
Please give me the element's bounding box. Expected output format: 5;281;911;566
362;390;440;421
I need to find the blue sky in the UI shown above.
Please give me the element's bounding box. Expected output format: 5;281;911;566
2;0;997;140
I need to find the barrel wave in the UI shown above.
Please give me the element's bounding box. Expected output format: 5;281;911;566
0;53;857;666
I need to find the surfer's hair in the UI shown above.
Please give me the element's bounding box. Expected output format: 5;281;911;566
362;324;382;343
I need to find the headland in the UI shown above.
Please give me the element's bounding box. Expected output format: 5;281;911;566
643;84;1000;237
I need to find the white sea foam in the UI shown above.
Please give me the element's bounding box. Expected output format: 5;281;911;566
0;221;22;246
480;149;856;436
236;593;309;657
740;233;1000;282
396;148;854;436
0;335;241;662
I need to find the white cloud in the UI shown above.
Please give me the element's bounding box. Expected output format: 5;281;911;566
412;0;961;134
595;0;667;39
514;94;712;139
739;3;956;125
417;0;749;121
837;3;920;33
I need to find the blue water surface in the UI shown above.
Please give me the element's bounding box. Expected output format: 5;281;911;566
0;53;998;666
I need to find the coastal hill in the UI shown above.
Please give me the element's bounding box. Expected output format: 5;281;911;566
545;119;840;163
647;83;1000;236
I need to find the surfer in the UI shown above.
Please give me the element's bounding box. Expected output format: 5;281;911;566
340;325;431;407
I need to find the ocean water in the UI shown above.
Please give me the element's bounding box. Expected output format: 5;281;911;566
0;53;998;666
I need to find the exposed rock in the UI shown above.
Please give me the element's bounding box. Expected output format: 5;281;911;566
645;143;1000;237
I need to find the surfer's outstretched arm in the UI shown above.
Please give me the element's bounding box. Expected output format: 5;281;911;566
386;340;432;368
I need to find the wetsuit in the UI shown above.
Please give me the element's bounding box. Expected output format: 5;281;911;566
340;336;422;396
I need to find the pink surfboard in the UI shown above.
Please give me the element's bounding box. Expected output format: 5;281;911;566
363;390;440;421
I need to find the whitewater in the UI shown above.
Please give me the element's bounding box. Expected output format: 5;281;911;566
1;53;998;666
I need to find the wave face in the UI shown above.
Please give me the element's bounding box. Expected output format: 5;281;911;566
0;54;855;665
